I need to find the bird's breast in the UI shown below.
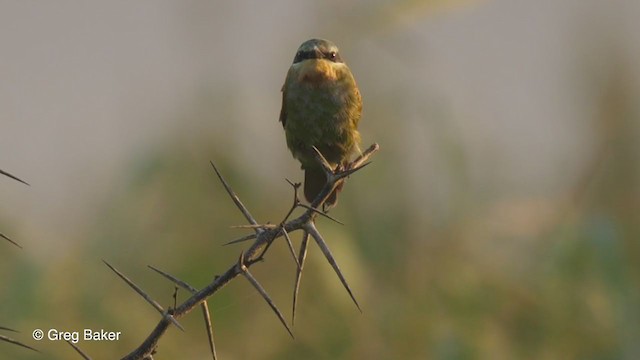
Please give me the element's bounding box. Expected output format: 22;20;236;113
283;60;361;167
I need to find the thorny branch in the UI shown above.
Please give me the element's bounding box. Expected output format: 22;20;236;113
108;143;379;360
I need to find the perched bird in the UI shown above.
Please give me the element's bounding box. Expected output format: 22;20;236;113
279;38;362;209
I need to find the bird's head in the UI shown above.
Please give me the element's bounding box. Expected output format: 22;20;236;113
290;39;347;84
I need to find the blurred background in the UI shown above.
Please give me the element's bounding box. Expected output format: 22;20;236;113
1;0;639;358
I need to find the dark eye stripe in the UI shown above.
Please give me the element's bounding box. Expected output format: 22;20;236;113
293;50;343;64
293;50;317;63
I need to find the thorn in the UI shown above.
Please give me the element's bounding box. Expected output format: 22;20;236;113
223;233;257;246
237;251;246;270
0;334;39;353
0;169;29;186
238;252;294;338
337;162;371;179
66;340;92;359
209;161;259;231
311;146;334;174
285;178;301;189
350;143;380;169
200;300;217;360
146;265;218;359
172;286;179;310
292;231;309;326
148;265;197;293
0;233;22;249
305;224;362;313
281;227;301;270
103;260;184;331
230;224;277;229
286;178;302;204
298;204;345;225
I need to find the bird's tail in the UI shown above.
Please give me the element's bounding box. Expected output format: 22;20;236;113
304;167;343;209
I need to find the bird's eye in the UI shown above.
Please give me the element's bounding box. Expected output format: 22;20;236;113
326;51;342;63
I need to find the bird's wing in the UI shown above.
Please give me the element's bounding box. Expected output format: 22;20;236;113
353;84;363;127
279;68;294;128
279;85;287;128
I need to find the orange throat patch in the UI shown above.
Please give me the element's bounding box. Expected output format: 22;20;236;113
296;59;338;84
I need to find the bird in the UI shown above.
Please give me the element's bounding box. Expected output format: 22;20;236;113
279;38;362;209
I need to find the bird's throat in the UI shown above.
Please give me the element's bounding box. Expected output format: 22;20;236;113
297;59;338;84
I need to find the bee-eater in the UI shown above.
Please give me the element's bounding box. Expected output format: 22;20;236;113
279;38;362;208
